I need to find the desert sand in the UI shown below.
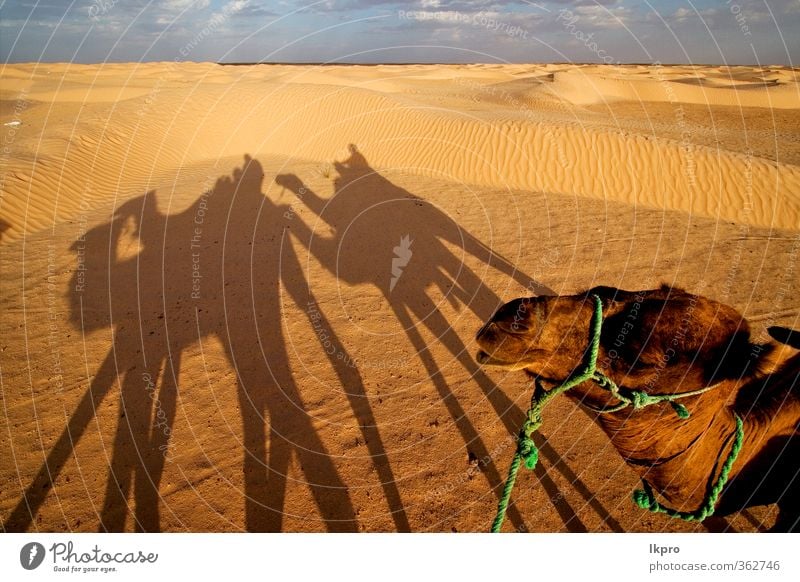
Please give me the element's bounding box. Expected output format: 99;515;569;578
1;62;798;532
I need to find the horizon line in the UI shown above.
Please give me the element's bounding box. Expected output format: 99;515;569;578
3;60;795;68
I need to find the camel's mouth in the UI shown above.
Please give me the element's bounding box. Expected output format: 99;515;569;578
477;350;564;392
475;350;530;370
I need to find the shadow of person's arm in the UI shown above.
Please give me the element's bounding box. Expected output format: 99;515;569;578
453;227;554;297
275;174;327;217
275;175;340;266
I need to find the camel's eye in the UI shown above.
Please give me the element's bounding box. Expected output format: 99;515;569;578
496;319;530;335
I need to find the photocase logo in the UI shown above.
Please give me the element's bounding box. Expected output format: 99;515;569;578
389;235;413;292
20;542;46;570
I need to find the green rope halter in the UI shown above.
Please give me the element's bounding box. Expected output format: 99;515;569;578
490;294;745;533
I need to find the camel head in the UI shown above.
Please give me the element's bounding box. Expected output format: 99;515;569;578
476;285;772;411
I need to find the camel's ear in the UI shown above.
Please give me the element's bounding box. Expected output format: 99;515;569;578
705;328;774;383
768;326;800;350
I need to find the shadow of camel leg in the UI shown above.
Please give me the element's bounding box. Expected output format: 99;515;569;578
238;379;276;532
329;360;410;531
290;440;359;532
393;304;527;532
237;371;358;531
300;295;410;531
274;381;359;532
531;436;621;532
4;347;121;531
133;352;180;532
100;360;159;531
258;427;292;532
467;378;590;530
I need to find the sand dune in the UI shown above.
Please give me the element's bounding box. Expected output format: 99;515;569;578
1;63;798;532
1;63;798;243
548;66;799;109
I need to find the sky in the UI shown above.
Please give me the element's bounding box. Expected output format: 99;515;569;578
1;0;798;65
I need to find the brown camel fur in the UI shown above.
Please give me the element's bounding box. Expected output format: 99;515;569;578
475;285;800;531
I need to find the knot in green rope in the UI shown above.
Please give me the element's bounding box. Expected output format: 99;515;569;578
518;437;538;469
518;407;543;469
630;390;649;409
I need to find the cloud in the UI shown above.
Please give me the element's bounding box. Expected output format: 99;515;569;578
161;0;211;10
226;1;277;17
568;4;632;29
302;1;539;13
1;0;796;64
667;6;719;25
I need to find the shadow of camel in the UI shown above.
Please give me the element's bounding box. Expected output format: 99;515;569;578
276;145;623;531
4;155;407;532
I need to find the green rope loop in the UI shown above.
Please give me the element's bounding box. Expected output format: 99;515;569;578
671;402;691;419
632;413;744;521
489;294;744;532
